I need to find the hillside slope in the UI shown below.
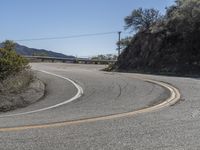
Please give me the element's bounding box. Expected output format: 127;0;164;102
115;0;200;75
0;43;74;58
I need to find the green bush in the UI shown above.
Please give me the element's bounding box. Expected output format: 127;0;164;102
0;41;29;80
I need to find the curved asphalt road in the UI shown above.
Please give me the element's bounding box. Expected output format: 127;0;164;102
0;63;199;149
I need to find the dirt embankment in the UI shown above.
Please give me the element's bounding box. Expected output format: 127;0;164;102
0;71;45;112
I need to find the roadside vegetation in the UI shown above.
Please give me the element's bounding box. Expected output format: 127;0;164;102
112;0;200;75
0;40;29;80
0;40;32;93
0;40;42;111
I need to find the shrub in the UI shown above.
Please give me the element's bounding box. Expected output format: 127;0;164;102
0;41;29;81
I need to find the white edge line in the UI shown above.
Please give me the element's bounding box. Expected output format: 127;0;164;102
0;70;84;118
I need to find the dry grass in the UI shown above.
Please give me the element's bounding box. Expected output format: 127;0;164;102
0;70;45;112
0;70;34;94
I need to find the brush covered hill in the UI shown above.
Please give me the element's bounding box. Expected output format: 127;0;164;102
115;0;200;75
0;43;74;58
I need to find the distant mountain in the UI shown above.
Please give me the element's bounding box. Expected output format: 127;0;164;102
0;43;74;58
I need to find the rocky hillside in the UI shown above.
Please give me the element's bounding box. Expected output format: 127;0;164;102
115;0;200;75
0;43;74;58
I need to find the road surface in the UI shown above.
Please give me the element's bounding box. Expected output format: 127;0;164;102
0;63;199;150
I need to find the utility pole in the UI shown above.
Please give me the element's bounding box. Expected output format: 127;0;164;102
118;31;122;57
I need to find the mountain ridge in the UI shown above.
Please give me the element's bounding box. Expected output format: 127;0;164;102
0;43;74;58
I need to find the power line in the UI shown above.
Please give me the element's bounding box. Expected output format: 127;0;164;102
15;31;120;42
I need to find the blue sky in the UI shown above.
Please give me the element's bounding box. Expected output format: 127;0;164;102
1;0;175;57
